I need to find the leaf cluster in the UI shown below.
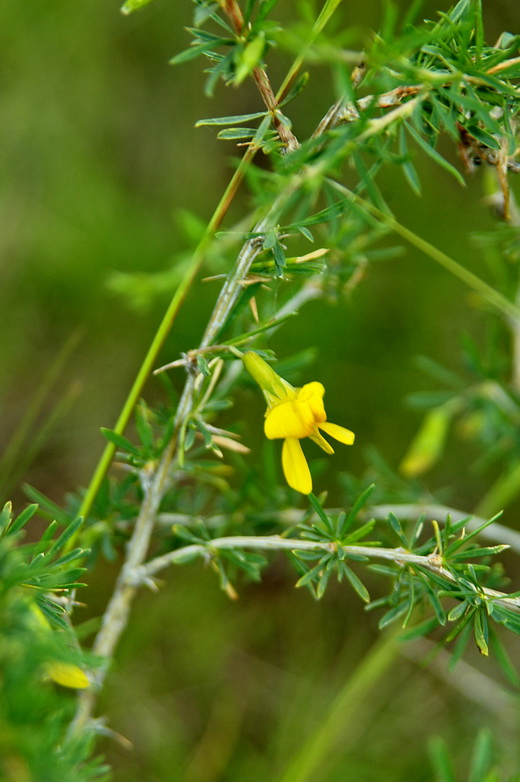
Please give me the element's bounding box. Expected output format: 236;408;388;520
0;503;107;781
431;729;520;782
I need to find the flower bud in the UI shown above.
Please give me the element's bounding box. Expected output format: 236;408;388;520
242;351;294;401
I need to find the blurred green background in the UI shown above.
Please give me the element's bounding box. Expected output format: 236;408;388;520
2;1;520;779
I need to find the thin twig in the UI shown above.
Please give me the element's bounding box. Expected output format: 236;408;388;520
220;0;300;151
69;437;176;735
138;534;520;611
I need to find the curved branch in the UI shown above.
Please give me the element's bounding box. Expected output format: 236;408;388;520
139;534;520;612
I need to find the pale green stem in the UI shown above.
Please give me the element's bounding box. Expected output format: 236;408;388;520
139;535;520;610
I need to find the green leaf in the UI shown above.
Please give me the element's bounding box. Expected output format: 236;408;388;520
23;485;72;524
226;312;297;347
352;151;388;214
194;2;220;27
473;0;484;55
0;502;12;536
342;564;370;602
196;111;267;127
450;545;509;561
316;559;335;598
234;33;265;85
466;125;500;150
257;0;279;21
422;577;447;625
279;72;309;107
379;602;410;629
121;0;154;14
448;600;468;622
295;557;331;589
429;736;456;782
488;604;520;635
399;616;441;641
339;484;375;538
170;39;232;66
272;239;286;275
286;200;348;229
447;511;503;552
9;504;39;536
298;226;314;242
48;517;84;558
386;512;408;547
405;122;466;187
50;548;87;569
409;514;425;548
448;618;473;667
473;609;489;655
469;729;492;782
217;128;257;140
399;125;421;196
100;427;140;457
244;0;257;23
488;629;520;687
308;493;334;535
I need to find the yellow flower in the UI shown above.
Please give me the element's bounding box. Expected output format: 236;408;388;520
243;352;355;494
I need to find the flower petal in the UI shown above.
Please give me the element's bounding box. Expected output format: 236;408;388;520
318;421;355;445
265;399;314;440
298;382;326;422
282;438;312;494
309;431;334;454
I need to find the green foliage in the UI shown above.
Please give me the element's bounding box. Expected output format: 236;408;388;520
0;503;106;781
430;730;520;782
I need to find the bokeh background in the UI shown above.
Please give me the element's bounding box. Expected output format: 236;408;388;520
2;1;520;779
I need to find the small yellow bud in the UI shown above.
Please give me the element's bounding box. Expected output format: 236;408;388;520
242;352;294;401
400;407;451;478
45;661;90;689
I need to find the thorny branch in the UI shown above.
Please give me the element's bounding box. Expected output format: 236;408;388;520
137;534;520;613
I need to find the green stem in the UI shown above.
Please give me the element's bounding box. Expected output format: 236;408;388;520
277;633;399;782
277;0;345;101
77;128;267;523
330;181;520;323
474;459;520;519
